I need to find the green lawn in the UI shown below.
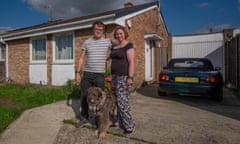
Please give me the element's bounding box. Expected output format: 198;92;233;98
0;82;80;134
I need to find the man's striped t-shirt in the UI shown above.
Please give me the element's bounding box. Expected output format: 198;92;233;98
82;37;111;73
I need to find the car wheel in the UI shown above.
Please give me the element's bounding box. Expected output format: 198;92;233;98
212;88;223;102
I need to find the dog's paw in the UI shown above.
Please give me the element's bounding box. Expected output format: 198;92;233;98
95;130;99;136
98;132;106;139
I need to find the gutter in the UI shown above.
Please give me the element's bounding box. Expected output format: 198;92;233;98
0;37;6;45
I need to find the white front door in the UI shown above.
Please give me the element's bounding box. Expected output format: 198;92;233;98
145;39;153;81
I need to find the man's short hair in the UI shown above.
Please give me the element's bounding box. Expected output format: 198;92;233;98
92;21;105;30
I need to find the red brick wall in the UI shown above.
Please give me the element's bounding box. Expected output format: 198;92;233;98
46;34;53;85
74;28;92;67
124;8;169;86
8;38;30;84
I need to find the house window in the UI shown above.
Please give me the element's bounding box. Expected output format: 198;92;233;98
31;38;46;61
54;34;73;60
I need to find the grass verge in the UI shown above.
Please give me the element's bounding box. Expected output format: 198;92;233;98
0;83;79;134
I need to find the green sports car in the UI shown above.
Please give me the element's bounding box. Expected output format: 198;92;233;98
158;58;223;101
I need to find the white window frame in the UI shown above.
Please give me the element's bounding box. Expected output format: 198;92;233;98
30;36;47;64
0;47;4;61
0;44;4;61
53;32;74;63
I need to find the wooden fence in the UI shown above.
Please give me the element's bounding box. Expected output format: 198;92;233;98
225;33;240;88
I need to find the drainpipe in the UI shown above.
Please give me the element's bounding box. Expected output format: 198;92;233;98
6;44;8;81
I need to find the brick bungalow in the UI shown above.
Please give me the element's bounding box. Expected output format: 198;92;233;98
0;1;170;87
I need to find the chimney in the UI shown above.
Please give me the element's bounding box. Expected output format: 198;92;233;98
124;2;133;8
209;28;213;33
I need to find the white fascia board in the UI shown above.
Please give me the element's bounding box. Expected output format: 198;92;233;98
2;14;115;41
3;24;91;41
158;12;168;36
113;19;126;27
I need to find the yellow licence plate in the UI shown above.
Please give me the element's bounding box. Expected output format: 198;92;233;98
175;77;199;83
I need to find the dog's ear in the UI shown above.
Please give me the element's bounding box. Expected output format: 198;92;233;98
98;88;106;99
96;87;103;96
96;87;107;109
87;87;94;94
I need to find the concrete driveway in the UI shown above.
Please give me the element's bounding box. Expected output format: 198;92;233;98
1;84;240;144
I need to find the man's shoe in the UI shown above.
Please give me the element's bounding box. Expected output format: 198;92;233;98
75;119;88;128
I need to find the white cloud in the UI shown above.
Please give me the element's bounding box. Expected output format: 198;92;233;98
238;0;240;10
192;24;232;34
213;24;231;31
197;2;209;8
23;0;156;20
0;27;14;34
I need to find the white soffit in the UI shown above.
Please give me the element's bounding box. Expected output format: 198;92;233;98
144;34;163;40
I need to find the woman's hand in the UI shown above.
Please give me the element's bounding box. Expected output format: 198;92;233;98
127;77;133;86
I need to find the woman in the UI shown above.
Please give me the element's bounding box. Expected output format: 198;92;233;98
110;26;136;134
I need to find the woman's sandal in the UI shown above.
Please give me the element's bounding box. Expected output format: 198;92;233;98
124;127;135;134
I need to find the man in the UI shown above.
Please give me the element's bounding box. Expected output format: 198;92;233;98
75;21;111;127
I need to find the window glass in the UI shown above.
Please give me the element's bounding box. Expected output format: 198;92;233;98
173;61;204;68
169;59;214;70
55;34;73;60
32;38;46;60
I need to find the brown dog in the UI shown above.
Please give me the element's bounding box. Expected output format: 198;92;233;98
87;86;116;139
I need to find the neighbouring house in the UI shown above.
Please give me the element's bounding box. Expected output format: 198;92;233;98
0;1;170;87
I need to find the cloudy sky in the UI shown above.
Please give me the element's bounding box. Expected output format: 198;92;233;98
0;0;239;35
24;0;154;19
